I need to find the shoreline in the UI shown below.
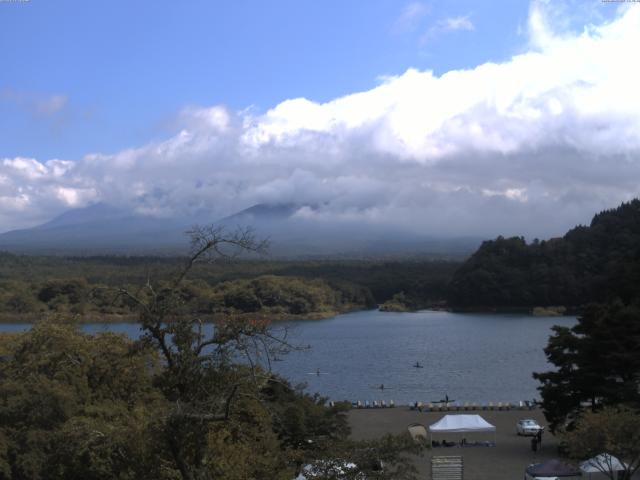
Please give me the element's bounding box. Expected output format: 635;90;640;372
0;305;577;324
348;407;562;480
0;307;367;325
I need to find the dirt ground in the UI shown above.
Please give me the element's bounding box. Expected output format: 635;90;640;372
348;407;565;479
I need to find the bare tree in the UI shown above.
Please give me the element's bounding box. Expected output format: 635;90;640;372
107;225;420;480
114;226;298;480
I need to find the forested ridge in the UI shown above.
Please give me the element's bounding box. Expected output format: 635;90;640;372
0;254;457;321
448;199;640;309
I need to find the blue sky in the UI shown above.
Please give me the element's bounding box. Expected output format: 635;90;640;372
1;0;533;159
0;1;637;237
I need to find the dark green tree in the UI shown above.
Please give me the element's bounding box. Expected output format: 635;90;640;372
449;199;640;309
534;301;640;432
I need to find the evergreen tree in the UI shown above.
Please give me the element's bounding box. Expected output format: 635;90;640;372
534;301;640;432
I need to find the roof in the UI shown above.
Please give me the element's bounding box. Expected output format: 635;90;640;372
428;414;496;433
526;459;581;477
580;454;627;473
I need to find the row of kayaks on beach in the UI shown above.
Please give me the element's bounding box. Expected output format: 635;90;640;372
410;400;538;412
350;400;396;409
326;399;539;410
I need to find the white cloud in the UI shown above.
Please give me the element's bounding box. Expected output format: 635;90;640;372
34;94;68;116
55;186;97;207
1;89;68;118
421;14;474;44
1;1;640;238
392;2;430;34
440;16;474;32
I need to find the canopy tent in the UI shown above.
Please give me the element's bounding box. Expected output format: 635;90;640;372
580;454;627;480
428;414;496;444
525;459;581;480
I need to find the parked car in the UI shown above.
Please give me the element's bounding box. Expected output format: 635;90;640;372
516;419;543;436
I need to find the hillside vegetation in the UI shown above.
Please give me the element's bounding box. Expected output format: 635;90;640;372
0;274;373;322
448;199;640;309
0;256;457;321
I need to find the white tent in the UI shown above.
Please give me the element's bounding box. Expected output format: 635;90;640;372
580;454;627;480
428;414;496;444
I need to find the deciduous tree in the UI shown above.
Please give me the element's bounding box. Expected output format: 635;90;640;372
565;406;640;480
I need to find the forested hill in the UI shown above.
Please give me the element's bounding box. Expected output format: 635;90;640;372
448;199;640;309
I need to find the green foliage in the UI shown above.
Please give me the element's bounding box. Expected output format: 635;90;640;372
377;291;430;312
0;321;165;479
564;406;640;480
534;301;640;432
214;275;373;316
0;255;458;321
76;225;419;480
0;231;436;478
449;199;640;308
0;317;418;479
262;378;351;451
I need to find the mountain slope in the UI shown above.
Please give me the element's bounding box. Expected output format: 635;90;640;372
448;199;640;308
0;203;195;254
0;202;481;257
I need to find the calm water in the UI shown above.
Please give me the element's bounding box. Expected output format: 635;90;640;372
2;310;575;405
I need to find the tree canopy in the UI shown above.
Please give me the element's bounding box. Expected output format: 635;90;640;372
534;301;640;432
565;406;640;480
449;199;640;308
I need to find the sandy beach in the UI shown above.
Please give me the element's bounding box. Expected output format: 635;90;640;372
348;407;563;479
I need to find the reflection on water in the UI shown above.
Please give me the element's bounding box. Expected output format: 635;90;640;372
0;309;575;405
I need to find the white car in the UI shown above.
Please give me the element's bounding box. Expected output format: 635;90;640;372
516;419;543;436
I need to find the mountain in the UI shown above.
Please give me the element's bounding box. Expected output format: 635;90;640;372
218;203;481;258
448;199;640;308
0;202;481;257
0;203;195;254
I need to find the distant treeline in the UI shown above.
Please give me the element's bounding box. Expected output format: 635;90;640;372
448;199;640;309
0;254;459;321
3;199;640;317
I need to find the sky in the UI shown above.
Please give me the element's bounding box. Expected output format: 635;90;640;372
0;0;638;238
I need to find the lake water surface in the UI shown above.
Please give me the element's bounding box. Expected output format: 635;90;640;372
2;309;575;405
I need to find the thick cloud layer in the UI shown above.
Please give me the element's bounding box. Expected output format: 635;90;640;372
1;2;639;238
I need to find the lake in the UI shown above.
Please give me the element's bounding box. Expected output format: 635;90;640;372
1;309;575;406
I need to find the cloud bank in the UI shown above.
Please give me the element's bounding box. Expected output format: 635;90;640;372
1;1;640;238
